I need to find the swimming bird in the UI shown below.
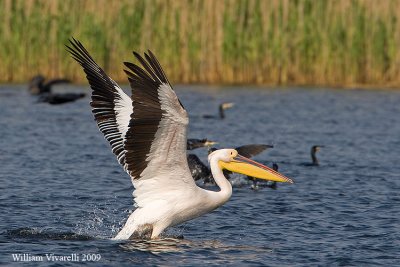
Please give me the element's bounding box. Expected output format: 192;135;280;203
187;153;212;181
187;138;217;181
37;92;86;105
302;145;324;166
187;138;218;150
269;163;279;189
29;75;71;95
29;74;86;104
202;102;234;119
66;38;293;240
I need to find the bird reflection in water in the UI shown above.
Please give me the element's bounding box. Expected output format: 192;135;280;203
119;237;273;256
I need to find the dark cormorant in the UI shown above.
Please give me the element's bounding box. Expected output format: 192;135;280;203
37;93;86;105
186;138;217;182
311;145;323;166
187;154;212;181
29;75;86;104
202;102;234;119
29;75;71;95
302;145;324;166
187;138;218;150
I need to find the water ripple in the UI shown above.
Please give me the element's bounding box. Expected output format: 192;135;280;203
1;86;399;266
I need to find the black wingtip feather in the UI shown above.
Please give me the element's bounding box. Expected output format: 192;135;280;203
66;37;128;168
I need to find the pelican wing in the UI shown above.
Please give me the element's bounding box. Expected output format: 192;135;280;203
68;39;195;213
66;39;132;169
123;51;194;186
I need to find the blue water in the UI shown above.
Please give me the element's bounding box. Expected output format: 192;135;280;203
1;85;399;266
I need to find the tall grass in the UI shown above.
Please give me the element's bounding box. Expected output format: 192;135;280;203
1;0;400;87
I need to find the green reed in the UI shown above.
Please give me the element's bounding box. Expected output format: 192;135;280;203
1;0;400;87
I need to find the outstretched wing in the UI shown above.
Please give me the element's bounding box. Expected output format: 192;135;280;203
66;39;132;169
235;144;273;158
67;39;195;210
123;51;190;181
122;51;196;208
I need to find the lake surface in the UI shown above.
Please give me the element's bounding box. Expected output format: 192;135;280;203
0;85;399;266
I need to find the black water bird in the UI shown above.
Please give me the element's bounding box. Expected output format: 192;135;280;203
187;138;218;150
187;154;212;181
29;74;71;95
37;93;86;105
186;138;217;181
202;102;234;119
302;145;324;166
29;74;86;104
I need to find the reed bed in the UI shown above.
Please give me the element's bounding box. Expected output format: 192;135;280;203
1;0;400;87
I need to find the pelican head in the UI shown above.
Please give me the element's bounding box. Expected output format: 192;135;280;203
209;149;293;183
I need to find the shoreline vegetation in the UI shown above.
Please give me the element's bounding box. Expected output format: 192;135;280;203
2;0;400;88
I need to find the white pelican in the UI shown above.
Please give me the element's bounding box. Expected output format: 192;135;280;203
66;38;293;240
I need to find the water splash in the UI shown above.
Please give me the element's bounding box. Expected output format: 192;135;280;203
73;197;128;239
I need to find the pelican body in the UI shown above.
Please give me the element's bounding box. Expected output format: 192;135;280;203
67;39;293;240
